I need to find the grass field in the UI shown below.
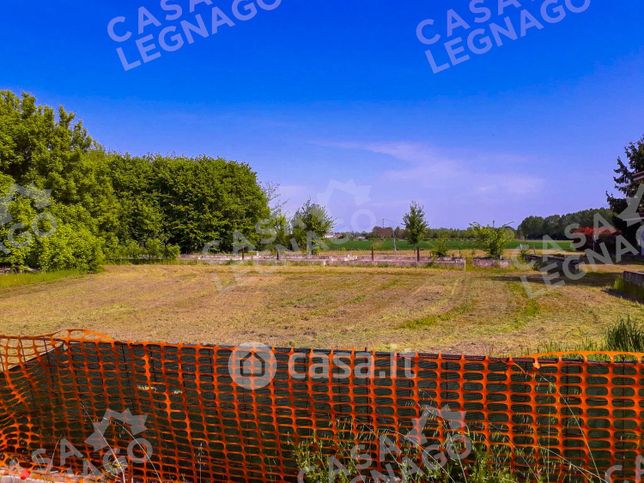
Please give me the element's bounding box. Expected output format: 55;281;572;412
325;238;575;252
0;262;640;356
0;269;86;289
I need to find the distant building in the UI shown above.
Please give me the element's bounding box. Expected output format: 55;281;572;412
572;226;621;252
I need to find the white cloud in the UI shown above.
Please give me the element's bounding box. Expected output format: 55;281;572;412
324;141;544;198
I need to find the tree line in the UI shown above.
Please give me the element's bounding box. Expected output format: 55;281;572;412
2;90;641;271
0;91;272;271
517;208;614;240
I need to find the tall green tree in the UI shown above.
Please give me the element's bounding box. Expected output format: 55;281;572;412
518;216;545;239
257;211;292;258
607;136;644;244
403;202;428;261
291;200;333;255
152;156;270;253
0;90;273;270
0;91;112;270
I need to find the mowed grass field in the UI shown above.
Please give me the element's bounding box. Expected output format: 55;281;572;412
1;262;642;356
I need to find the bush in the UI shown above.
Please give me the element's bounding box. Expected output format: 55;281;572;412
35;224;104;272
605;317;644;352
431;236;450;257
106;238;180;262
469;223;514;259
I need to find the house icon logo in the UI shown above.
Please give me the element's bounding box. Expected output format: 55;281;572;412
240;351;266;377
228;342;276;390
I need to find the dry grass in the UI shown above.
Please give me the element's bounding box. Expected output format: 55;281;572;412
0;262;641;356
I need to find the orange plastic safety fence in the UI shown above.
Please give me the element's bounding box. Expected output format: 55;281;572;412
0;332;641;482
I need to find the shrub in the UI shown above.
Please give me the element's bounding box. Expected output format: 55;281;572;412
35;223;104;272
431;236;450;258
605;317;644;352
469;223;514;259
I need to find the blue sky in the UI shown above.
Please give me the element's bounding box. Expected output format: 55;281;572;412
1;0;642;229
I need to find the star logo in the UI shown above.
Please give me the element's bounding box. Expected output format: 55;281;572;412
617;184;644;227
404;404;467;446
0;184;52;224
85;409;148;452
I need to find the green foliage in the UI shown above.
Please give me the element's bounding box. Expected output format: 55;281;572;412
518;209;615;240
294;433;360;483
469;223;515;259
152;155;270;253
0;270;86;289
604;316;644;352
518;245;531;263
535;317;643;355
35;223;104;272
456;445;517;483
0;90;271;271
402;202;428;246
291;200;333;254
607;135;644;244
431;235;450;257
258;212;292;254
294;432;559;483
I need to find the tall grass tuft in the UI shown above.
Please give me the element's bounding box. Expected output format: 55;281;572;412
604;317;644;352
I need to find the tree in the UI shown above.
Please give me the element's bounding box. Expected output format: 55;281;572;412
258;212;291;259
152;156;270;253
291;200;333;254
403;202;428;261
469;223;514;259
607;136;644;244
0;90;273;270
0;91;109;270
518;216;545;239
518;209;614;240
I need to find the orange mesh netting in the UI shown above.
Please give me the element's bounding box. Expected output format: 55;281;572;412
0;331;641;481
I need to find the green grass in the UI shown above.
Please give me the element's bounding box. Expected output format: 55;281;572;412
533;317;643;355
294;427;570;482
0;270;87;289
605;317;644;352
507;282;540;320
324;238;574;252
402;298;475;329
